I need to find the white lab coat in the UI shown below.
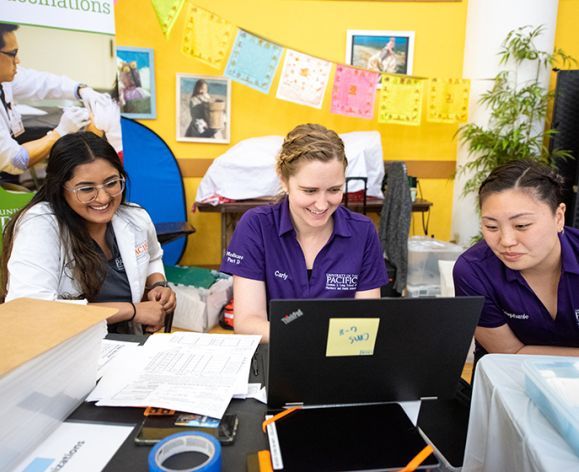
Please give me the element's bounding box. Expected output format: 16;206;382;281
5;202;165;304
0;67;78;174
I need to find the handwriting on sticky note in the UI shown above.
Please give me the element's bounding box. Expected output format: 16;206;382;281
325;318;380;357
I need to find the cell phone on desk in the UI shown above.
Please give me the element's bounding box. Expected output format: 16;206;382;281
134;413;238;446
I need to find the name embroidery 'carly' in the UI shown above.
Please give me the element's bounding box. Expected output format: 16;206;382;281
325;273;358;291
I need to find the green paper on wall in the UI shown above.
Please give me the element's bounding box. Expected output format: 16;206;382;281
151;0;186;37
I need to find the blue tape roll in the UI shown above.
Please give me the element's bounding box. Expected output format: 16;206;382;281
148;431;222;472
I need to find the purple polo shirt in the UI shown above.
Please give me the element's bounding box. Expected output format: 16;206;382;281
453;226;579;352
220;198;388;303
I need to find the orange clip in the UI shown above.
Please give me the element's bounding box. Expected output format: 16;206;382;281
261;406;302;432
257;450;273;472
399;444;434;472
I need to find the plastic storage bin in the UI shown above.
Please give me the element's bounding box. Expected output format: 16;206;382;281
407;237;464;287
406;283;440;298
524;359;579;456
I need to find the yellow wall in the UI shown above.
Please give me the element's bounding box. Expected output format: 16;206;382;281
115;1;579;266
555;1;579;61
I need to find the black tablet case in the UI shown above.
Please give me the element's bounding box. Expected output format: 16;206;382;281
272;403;439;471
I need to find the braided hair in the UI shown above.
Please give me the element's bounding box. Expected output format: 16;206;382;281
479;159;565;214
276;123;347;181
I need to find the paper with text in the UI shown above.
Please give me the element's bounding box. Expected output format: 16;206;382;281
13;422;133;472
97;339;138;379
91;332;260;419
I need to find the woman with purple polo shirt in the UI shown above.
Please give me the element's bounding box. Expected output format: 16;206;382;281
220;124;388;342
453;160;579;363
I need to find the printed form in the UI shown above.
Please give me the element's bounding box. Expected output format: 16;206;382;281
89;332;260;419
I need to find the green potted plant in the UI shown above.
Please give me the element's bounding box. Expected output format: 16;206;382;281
458;25;575;197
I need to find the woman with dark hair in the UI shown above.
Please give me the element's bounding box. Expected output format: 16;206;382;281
185;79;217;138
1;132;175;333
220;123;387;342
453;159;579;362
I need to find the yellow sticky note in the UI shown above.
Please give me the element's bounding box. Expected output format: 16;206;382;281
326;318;380;357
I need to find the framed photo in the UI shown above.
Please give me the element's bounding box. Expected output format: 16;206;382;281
176;74;231;144
346;30;415;76
116;46;156;119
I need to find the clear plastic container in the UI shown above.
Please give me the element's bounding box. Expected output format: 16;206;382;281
523;359;579;456
407;237;464;287
406;284;441;298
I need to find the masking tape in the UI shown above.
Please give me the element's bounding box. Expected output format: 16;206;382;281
148;432;222;472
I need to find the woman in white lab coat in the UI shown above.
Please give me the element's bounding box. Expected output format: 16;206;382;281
0;132;176;333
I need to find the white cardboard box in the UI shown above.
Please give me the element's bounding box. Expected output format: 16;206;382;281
170;278;233;332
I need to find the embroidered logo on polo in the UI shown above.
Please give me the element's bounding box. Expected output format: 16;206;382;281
503;310;529;320
325;273;358;291
225;250;243;265
114;256;125;272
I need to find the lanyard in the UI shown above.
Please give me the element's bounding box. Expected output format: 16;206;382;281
0;84;24;137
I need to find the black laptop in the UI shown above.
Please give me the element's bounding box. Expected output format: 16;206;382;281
268;296;483;409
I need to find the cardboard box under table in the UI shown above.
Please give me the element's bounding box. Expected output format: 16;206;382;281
165;265;232;332
0;299;115;471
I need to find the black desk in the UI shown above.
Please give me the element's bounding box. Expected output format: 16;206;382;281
154;221;196;245
68;337;469;470
68;337;268;471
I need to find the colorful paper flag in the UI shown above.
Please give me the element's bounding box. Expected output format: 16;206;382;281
181;4;236;70
377;75;424;126
426;78;470;123
275;49;332;109
151;0;185;37
330;65;379;119
224;30;283;94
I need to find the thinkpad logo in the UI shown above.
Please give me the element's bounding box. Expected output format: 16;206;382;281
281;309;304;325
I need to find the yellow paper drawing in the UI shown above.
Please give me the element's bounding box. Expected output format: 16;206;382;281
326;318;380;357
377;74;424;126
181;4;236;69
427;78;470;123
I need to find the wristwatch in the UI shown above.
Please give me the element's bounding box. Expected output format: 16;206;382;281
147;280;169;290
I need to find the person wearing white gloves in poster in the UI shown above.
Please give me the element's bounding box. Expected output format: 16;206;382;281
0;23;109;175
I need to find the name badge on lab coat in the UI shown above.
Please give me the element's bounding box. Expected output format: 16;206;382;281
8;106;24;137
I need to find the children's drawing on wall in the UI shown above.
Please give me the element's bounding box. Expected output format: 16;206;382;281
116;47;156;119
346;30;415;77
176;74;231;144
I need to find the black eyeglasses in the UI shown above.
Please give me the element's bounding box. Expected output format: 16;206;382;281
0;49;18;60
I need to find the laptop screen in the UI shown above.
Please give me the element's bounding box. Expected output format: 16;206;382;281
268;296;483;408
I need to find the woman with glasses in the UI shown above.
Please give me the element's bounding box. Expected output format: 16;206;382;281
0;132;176;334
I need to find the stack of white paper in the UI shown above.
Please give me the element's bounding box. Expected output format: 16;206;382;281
88;332;261;419
0;299;115;472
